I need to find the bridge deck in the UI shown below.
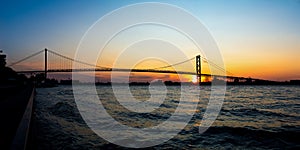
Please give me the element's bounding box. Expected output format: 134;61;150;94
17;68;247;80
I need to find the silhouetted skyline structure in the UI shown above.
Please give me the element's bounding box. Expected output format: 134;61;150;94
3;49;298;85
8;48;285;84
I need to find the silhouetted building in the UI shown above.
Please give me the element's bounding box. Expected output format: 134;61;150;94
0;51;6;68
60;79;80;85
234;78;239;83
290;80;300;85
0;51;28;85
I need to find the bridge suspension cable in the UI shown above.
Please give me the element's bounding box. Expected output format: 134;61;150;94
201;57;234;76
47;49;109;69
10;48;235;78
151;57;196;70
8;50;44;67
150;55;234;76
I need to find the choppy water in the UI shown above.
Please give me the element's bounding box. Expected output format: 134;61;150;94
35;85;300;149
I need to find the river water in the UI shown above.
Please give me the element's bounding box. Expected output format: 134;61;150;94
34;85;300;149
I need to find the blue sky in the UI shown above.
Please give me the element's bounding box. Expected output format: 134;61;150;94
1;0;300;80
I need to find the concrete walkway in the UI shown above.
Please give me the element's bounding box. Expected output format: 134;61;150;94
0;84;33;149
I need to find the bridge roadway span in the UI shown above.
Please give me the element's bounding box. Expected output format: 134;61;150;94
17;68;248;80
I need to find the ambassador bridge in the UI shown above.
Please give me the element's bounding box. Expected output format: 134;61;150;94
8;48;260;83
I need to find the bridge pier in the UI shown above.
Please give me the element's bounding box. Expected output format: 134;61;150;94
44;48;47;82
196;55;201;84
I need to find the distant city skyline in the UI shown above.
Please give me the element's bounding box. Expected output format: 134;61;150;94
1;0;300;81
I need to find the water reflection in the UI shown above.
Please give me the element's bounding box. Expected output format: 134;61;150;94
35;85;300;149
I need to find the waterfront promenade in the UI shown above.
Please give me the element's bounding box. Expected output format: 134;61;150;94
0;84;34;149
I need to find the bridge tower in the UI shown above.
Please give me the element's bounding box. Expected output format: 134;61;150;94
44;48;48;82
196;55;201;84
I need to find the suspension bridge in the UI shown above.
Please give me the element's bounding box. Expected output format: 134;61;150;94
8;48;260;83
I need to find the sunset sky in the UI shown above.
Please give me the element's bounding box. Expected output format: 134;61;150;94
1;0;300;81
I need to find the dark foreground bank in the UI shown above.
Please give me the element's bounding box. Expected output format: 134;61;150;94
0;84;35;149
